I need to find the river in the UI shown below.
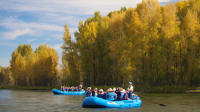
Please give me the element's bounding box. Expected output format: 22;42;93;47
0;90;199;112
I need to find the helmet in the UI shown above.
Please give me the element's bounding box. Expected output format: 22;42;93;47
128;82;132;85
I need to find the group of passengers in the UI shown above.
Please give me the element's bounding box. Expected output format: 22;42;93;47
86;82;135;101
60;84;83;91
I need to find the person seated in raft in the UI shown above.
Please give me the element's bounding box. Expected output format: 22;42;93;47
123;89;129;100
67;87;71;91
78;84;83;91
105;88;117;101
115;88;120;93
115;88;120;98
127;82;134;99
127;88;133;99
68;87;71;91
71;87;75;91
63;86;67;91
113;87;116;93
60;86;64;91
116;88;128;100
77;86;80;91
92;88;98;97
73;87;77;91
68;87;72;91
68;87;70;91
116;88;123;100
97;89;104;98
63;86;66;91
86;87;92;97
73;87;76;91
76;87;80;91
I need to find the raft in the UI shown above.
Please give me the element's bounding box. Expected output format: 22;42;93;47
52;89;85;95
82;96;142;108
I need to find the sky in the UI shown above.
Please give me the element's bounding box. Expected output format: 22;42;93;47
0;0;178;67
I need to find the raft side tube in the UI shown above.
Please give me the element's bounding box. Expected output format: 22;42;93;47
82;96;142;108
52;89;85;95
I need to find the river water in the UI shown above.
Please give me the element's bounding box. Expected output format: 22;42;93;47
0;90;200;112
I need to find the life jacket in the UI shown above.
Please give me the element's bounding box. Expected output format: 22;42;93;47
128;91;133;99
123;92;128;100
116;91;121;100
119;92;125;100
92;91;97;96
105;92;117;101
97;94;104;98
128;85;134;92
86;91;91;97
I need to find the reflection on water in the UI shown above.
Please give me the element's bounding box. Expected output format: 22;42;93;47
0;90;200;112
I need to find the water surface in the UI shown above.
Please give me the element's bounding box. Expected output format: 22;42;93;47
0;90;199;112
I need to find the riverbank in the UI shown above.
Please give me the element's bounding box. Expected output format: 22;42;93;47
0;85;58;90
185;86;200;93
136;86;196;93
0;85;199;93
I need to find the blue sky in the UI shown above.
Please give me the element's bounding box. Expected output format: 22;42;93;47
0;0;177;67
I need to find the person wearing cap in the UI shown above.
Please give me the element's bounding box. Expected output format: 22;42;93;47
86;87;92;97
105;88;117;101
97;89;104;98
127;82;134;99
128;82;134;91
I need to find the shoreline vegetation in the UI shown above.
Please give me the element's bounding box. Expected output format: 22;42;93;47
0;86;56;90
0;85;200;93
1;0;200;93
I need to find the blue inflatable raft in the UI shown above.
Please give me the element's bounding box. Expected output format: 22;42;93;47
52;89;85;95
82;96;142;108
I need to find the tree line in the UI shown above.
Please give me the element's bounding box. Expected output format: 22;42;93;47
1;0;200;88
62;0;200;87
9;44;59;86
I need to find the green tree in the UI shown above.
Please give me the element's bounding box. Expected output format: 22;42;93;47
62;24;81;86
10;44;32;86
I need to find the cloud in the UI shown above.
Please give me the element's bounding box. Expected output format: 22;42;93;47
52;44;62;52
159;0;173;2
3;29;31;40
27;38;36;42
0;17;64;40
52;34;63;40
0;0;174;40
0;0;172;15
0;17;63;32
0;58;10;67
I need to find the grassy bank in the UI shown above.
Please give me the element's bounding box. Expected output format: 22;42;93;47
0;85;59;90
136;85;200;93
143;86;190;93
